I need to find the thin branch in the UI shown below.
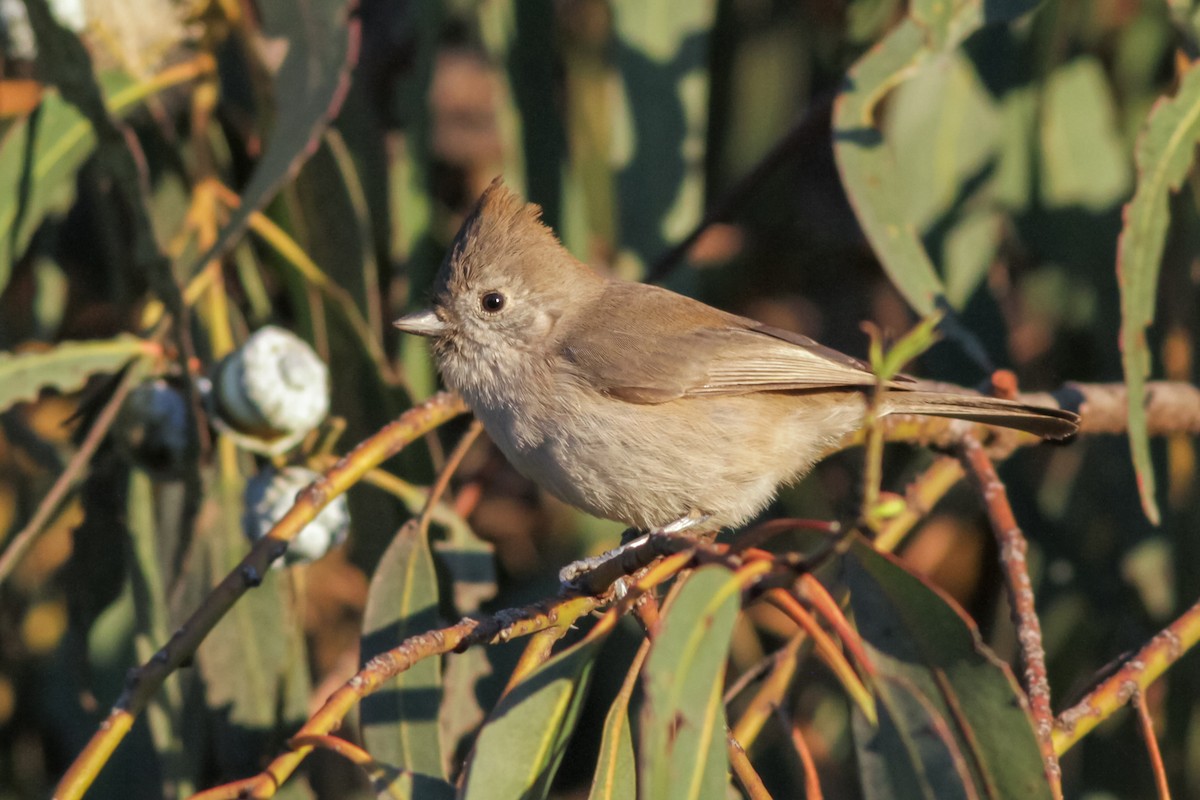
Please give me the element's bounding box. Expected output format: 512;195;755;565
959;436;1062;800
193;553;711;799
777;709;824;800
763;590;875;726
1054;594;1200;754
838;380;1200;460
1066;380;1200;435
1132;691;1172;800
728;731;772;800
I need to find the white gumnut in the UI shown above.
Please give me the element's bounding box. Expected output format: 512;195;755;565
243;466;350;566
215;326;330;450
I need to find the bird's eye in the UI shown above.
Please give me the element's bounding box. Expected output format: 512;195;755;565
481;291;506;313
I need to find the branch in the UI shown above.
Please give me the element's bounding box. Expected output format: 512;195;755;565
1054;594;1200;755
960;436;1062;799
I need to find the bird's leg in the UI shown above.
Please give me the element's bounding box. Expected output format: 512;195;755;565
558;511;711;593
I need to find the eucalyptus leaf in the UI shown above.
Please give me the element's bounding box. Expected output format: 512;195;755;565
1115;62;1200;526
640;566;742;800
0;335;155;413
361;521;445;780
846;539;1053;800
460;635;605;799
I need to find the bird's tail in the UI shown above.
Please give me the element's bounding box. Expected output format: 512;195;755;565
883;391;1078;440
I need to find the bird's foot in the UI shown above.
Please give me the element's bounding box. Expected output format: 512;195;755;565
558;512;711;595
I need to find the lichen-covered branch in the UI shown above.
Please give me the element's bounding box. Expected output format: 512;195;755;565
960;436;1062;799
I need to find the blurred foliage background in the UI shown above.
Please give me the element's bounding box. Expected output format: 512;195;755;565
0;0;1198;797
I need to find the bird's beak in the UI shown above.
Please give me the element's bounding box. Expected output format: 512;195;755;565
393;309;449;338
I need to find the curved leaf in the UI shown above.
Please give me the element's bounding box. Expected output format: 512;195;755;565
459;634;605;799
640;565;742;800
1116;62;1200;526
587;643;645;800
191;0;361;273
833;1;1039;314
361;521;445;781
0;335;156;413
846;539;1053;800
611;0;717;275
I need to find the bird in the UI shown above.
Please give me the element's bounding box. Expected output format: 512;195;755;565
395;179;1078;540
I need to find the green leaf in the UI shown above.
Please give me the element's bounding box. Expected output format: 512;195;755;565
193;462;311;783
125;470;194;796
834;1;1039;314
640;565;742;800
886;51;999;232
189;0;360;274
846;539;1053;800
587;649;641;800
437;645;491;773
374;770;455;800
871;313;944;382
361;521;445;781
0;335;156;413
834;20;946;316
1038;57;1132;211
611;0;717;275
460;634;605;799
1116;63;1200;526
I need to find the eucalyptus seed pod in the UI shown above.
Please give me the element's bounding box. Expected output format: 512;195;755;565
243;466;350;566
211;326;330;455
113;378;190;479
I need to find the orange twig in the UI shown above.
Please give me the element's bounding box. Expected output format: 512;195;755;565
1132;692;1171;800
778;709;824;800
796;575;874;678
287;735;374;767
730;632;805;749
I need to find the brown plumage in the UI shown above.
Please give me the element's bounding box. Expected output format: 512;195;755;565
395;179;1078;530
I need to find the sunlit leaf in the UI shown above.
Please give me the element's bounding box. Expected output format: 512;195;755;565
459;634;605;799
834;0;1039;314
0;336;156;413
361;521;445;781
640;566;741;800
611;0;717;276
1039;57;1132;212
587;644;643;800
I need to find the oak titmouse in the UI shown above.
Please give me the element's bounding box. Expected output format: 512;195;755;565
395;180;1077;535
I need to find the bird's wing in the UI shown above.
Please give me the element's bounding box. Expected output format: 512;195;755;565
558;283;900;404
